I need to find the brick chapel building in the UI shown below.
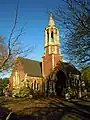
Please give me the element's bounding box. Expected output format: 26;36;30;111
9;12;83;98
9;11;63;94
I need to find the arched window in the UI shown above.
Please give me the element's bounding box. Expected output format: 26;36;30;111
13;76;15;87
31;83;33;89
51;31;54;42
47;31;49;43
51;31;53;39
37;83;38;90
34;81;36;90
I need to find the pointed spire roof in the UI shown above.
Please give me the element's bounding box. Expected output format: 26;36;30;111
48;10;55;27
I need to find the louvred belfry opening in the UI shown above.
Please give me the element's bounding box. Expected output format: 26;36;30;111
42;11;63;77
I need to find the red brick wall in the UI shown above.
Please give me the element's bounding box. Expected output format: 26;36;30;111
54;54;61;67
42;53;61;77
9;59;45;94
42;54;52;77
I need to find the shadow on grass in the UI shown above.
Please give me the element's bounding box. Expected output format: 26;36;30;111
0;106;10;120
0;98;90;120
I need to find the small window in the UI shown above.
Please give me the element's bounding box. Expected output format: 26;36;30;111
37;83;38;90
51;31;53;39
31;83;33;89
34;81;36;89
47;31;49;42
51;31;54;42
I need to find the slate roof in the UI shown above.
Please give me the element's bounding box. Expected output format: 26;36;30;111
55;61;80;72
48;61;81;80
61;62;81;74
17;57;42;77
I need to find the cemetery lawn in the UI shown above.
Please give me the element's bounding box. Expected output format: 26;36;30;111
0;96;90;120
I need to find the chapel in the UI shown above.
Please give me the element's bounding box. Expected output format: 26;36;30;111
8;11;84;98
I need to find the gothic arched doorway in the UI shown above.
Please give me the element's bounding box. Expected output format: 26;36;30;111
55;70;67;97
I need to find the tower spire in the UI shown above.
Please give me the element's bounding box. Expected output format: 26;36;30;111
42;10;63;77
48;10;55;26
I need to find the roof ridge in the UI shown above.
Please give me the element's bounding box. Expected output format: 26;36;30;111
16;56;42;77
17;56;41;63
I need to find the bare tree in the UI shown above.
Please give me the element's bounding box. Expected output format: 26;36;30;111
0;3;33;74
54;0;90;69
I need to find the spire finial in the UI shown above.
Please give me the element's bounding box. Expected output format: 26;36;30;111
50;9;52;15
48;9;55;26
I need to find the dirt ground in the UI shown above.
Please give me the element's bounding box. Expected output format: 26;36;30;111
0;97;90;120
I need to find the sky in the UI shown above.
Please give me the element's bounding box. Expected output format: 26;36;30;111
0;0;65;62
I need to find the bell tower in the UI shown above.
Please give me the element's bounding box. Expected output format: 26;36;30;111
42;11;63;77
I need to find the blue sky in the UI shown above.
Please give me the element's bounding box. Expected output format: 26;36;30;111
0;0;65;61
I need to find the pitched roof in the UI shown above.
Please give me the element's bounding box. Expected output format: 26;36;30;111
61;62;81;74
17;57;42;77
48;61;81;79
